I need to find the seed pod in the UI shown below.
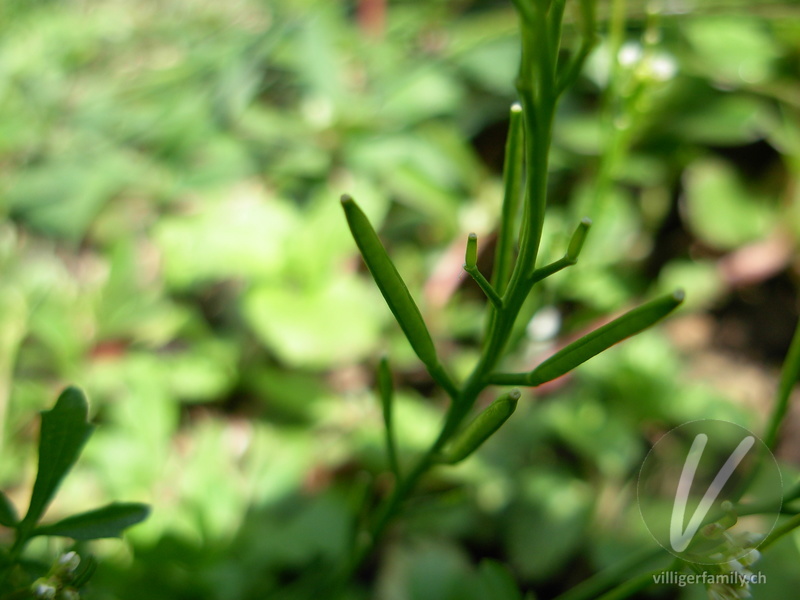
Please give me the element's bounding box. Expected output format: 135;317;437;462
441;390;520;464
528;290;684;386
494;103;524;294
565;217;592;263
341;195;438;368
465;233;478;270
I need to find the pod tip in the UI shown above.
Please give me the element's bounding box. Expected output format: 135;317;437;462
673;289;686;302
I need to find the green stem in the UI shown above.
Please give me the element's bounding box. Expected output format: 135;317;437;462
760;512;800;551
595;558;681;600
466;266;504;309
554;546;666;600
339;0;581;592
764;316;800;449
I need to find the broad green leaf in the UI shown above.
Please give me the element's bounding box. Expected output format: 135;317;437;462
21;387;95;531
527;291;684;386
341;195;439;369
32;502;150;540
0;491;18;527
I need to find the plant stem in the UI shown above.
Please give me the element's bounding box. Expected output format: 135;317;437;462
594;558;681;600
554;546;667;600
760;512;800;551
764;316;800;449
339;0;589;592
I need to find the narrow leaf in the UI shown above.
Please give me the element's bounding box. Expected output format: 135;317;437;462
0;491;18;527
21;387;95;532
341;195;438;368
32;502;150;541
441;390;520;464
527;291;684;386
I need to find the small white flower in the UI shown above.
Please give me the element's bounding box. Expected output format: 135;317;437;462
648;54;677;81
32;580;57;599
58;551;80;572
618;42;643;67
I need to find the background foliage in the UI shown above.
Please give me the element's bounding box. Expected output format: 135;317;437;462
1;0;800;598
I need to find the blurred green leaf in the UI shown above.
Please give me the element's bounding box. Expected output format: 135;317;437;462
505;470;593;580
469;560;523;600
670;95;766;146
683;17;779;85
244;277;385;368
684;157;775;249
33;502;150;540
155;190;297;288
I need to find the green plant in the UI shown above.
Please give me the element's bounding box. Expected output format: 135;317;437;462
338;0;685;591
336;0;800;597
0;387;149;599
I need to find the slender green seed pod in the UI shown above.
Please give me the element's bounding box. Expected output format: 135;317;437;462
565;217;592;263
493;103;525;294
527;290;684;386
465;233;478;270
341;195;439;368
441;390;520;464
